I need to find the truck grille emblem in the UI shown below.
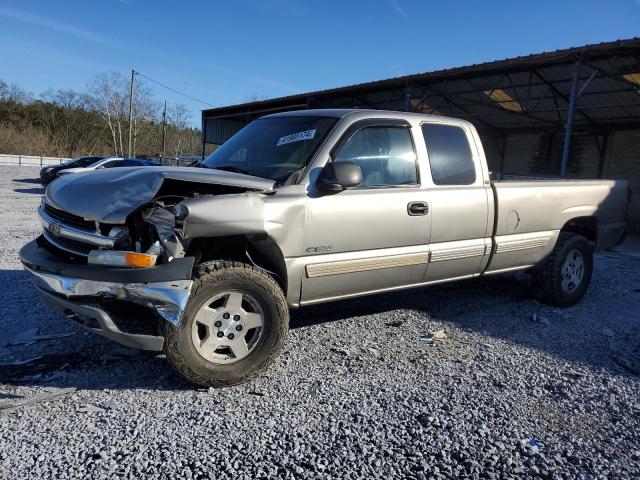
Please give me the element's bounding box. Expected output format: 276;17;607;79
49;222;62;236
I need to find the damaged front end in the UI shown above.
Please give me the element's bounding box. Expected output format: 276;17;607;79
21;166;276;350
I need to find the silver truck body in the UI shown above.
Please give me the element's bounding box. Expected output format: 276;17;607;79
20;109;629;352
179;110;628;306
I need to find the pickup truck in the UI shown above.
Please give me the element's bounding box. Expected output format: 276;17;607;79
20;109;629;387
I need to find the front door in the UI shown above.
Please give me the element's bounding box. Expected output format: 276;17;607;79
300;122;432;303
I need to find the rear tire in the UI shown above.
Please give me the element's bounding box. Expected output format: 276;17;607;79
163;260;289;387
531;233;593;308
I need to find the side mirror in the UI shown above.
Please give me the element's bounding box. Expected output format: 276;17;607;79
317;161;362;193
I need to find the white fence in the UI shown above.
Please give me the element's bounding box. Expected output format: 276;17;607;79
0;154;71;167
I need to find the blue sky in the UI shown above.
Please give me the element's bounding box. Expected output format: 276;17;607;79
1;0;639;126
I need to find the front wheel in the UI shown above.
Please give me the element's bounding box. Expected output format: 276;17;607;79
163;260;289;387
531;233;593;308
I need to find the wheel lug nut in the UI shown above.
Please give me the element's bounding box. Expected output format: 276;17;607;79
236;325;243;331
223;313;230;319
233;314;241;321
228;333;235;340
214;321;222;327
216;332;224;338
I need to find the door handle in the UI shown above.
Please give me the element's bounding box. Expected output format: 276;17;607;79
407;201;429;216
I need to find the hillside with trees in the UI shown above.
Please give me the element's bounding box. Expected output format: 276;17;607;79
0;72;203;159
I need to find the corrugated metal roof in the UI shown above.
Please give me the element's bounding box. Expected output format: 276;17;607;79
202;38;640;138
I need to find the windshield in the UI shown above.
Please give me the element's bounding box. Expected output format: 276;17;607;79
69;157;103;168
91;157;117;168
202;116;337;181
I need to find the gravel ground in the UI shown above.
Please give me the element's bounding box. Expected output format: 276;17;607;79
0;165;639;479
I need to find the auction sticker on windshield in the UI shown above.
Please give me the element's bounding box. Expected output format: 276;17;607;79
277;129;316;146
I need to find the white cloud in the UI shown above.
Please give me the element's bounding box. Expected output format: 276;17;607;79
388;0;408;19
0;6;122;49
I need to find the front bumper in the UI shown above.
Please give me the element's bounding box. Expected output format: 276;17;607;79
20;240;194;351
40;169;56;182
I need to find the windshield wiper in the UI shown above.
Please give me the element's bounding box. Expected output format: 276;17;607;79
211;165;253;176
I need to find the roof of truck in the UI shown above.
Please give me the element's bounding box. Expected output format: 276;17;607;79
265;108;461;123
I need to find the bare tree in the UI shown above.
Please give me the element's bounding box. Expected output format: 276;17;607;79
0;80;31;103
131;76;159;156
88;72;158;156
37;89;101;156
243;93;268;103
88;72;129;156
169;103;192;156
0;75;203;158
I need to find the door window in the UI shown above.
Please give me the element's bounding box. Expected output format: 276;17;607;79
333;127;418;187
100;160;123;168
421;124;476;185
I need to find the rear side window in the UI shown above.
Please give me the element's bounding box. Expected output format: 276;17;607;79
333;127;418;187
101;160;123;168
421;124;475;185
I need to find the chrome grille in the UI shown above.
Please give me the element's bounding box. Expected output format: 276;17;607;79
42;229;93;256
38;202;127;257
44;203;95;231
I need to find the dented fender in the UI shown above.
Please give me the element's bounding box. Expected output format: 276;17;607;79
179;188;307;256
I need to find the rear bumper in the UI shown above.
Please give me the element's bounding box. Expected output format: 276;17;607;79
20;240;195;351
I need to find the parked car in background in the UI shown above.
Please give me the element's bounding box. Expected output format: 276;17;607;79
160;155;204;167
40;156;105;183
55;157;158;177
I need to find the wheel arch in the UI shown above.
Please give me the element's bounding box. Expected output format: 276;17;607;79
186;234;288;294
560;216;598;245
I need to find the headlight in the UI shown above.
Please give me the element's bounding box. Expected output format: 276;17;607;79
88;241;163;268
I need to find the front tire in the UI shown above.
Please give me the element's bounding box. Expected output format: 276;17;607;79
531;233;593;308
163;260;289;387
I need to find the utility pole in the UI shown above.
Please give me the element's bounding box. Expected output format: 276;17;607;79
127;69;135;157
162;101;167;162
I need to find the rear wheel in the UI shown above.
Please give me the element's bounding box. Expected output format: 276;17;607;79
531;233;593;307
163;260;288;387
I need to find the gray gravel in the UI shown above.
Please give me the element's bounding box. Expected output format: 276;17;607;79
1;165;639;479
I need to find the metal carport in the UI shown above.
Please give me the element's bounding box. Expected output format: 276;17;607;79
202;38;640;227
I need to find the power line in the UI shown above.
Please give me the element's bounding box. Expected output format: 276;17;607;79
135;70;216;107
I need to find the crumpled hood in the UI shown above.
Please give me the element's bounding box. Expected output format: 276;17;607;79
45;166;276;223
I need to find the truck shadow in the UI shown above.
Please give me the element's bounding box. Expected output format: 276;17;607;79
291;254;640;376
14;178;45;185
0;254;638;391
0;269;192;391
14;187;46;195
291;274;532;329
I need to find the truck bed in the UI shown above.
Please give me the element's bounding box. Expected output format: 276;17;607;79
485;179;629;274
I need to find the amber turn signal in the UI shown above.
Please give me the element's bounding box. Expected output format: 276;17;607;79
88;250;157;268
123;252;157;267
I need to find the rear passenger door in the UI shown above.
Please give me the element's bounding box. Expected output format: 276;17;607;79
420;122;492;282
